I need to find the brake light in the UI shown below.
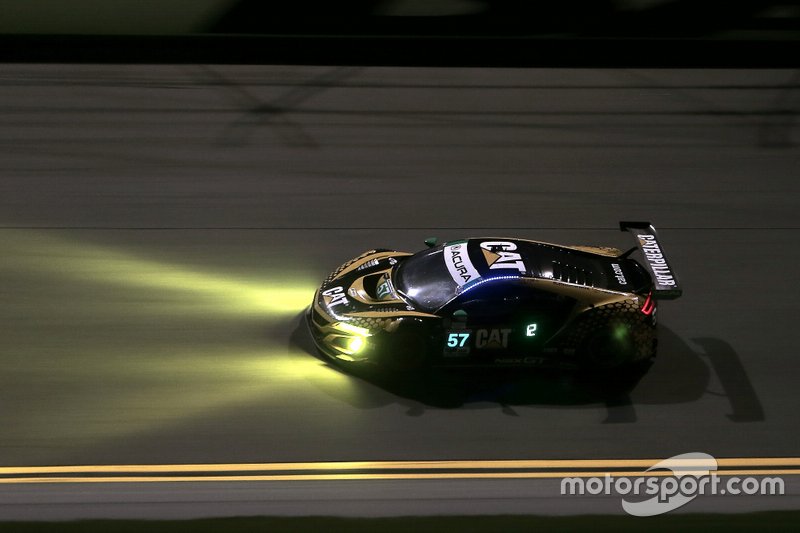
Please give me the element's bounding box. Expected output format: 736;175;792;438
641;292;655;316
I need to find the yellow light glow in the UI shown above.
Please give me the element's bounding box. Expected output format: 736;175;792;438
0;229;371;451
347;336;365;353
0;231;316;317
335;322;371;337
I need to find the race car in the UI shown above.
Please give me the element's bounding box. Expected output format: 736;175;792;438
306;222;681;371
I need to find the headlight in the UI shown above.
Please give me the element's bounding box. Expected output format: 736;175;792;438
346;336;366;353
328;321;372;360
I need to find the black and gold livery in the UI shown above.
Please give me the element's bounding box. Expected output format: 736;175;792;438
306;222;681;370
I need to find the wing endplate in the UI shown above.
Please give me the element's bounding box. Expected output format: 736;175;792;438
619;221;682;299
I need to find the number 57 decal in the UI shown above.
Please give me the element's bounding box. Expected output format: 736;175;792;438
447;332;471;348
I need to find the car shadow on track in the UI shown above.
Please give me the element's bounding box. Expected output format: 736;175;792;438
290;312;763;423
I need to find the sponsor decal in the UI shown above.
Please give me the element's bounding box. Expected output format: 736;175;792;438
479;241;527;273
322;286;349;308
494;357;523;364
611;263;627;285
524;356;547;365
444;243;481;286
637;235;677;287
475;328;512;349
376;274;393;299
494;356;546;365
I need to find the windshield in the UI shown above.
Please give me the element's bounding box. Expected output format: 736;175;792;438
394;248;460;313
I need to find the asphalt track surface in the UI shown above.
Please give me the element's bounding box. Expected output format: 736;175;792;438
0;65;798;519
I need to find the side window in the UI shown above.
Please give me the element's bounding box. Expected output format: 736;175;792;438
448;281;575;321
442;281;578;343
453;280;532;317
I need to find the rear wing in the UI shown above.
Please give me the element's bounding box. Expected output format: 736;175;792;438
619;221;682;299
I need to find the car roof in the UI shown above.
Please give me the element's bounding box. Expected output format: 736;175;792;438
443;238;553;279
443;237;626;288
396;237;640;313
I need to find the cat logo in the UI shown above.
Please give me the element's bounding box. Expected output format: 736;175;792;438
479;241;527;273
322;286;349;308
475;328;512;349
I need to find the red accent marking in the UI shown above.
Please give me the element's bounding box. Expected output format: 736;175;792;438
641;292;655;316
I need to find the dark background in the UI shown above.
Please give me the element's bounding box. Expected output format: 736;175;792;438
2;0;799;66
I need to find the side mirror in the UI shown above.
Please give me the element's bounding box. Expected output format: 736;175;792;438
424;237;438;248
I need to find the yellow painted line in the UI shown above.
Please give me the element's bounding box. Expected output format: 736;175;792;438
0;470;798;484
717;458;800;467
2;458;800;475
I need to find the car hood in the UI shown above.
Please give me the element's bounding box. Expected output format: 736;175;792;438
316;249;415;318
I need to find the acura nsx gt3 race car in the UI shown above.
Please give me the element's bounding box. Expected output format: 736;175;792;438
307;222;681;371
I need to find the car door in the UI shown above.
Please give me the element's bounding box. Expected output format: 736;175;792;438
440;280;577;361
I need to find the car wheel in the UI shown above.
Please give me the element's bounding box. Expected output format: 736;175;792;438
382;330;428;372
581;327;635;370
